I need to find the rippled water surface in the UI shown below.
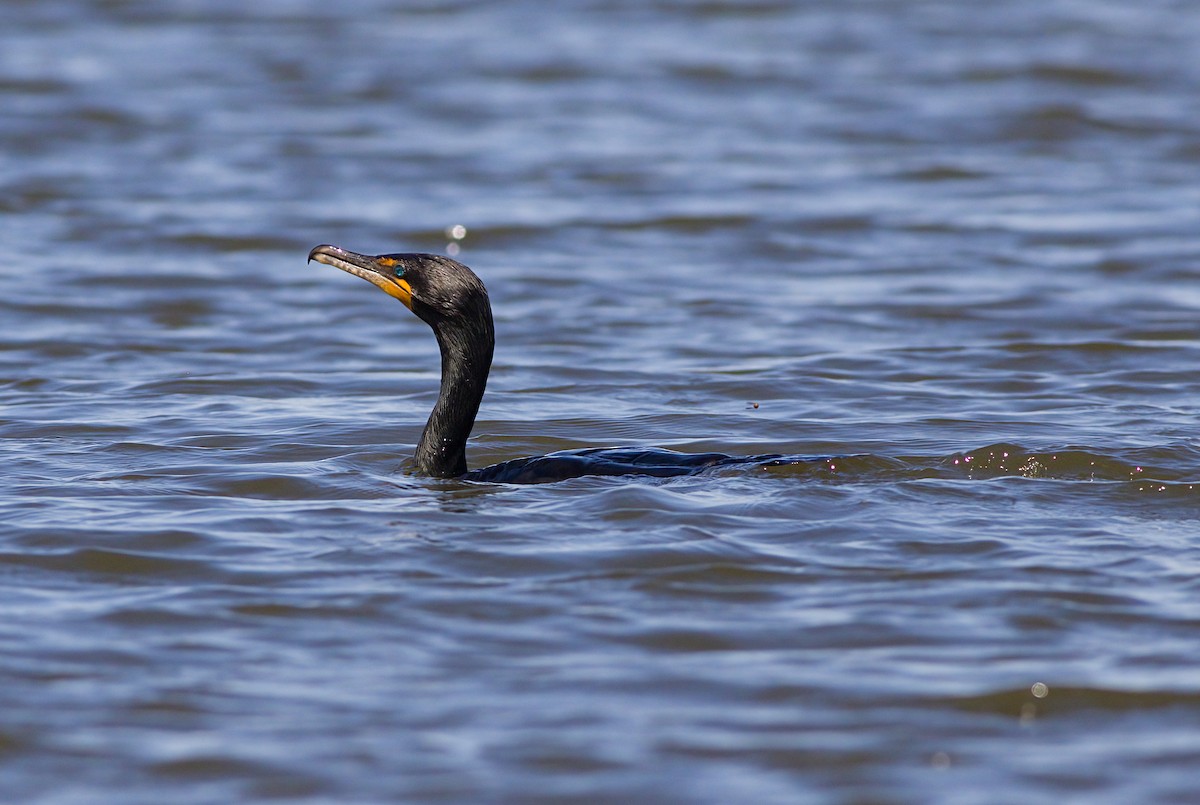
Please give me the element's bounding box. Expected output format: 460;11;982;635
4;1;1200;801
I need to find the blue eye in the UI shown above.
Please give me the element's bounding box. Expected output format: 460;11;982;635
394;266;406;278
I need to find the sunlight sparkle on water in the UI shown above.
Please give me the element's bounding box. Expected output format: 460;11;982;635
446;224;467;256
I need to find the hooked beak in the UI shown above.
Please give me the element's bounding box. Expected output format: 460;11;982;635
308;244;413;309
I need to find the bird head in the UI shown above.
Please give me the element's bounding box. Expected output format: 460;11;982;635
307;245;490;329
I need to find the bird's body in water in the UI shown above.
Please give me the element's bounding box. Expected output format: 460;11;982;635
308;245;785;484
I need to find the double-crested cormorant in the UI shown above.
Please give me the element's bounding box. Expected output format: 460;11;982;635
308;245;777;483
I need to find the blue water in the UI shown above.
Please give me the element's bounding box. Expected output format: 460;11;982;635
3;1;1200;801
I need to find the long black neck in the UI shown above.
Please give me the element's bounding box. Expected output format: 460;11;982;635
413;300;494;478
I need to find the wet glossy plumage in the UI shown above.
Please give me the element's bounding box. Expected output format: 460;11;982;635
309;245;787;484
